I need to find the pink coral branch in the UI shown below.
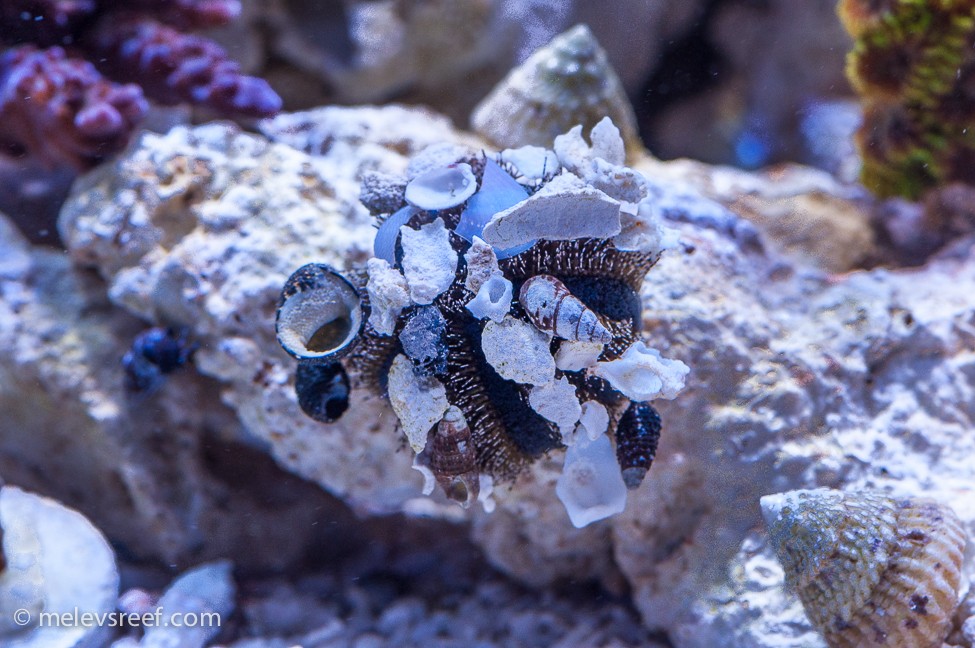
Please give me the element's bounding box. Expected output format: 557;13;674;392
0;45;148;169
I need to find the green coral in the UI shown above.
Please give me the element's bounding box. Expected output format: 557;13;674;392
840;0;975;199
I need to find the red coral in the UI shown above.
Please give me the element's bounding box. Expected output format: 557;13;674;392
93;18;281;118
0;45;148;169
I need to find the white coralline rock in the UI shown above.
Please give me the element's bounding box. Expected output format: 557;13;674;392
366;258;412;336
500;146;560;180
480;172;621;250
139;561;235;648
0;486;118;648
463;236;500;294
404;163;477;210
555;340;605;371
466;272;512;323
553;120;648;203
387;354;450;453
591;342;690;402
400;218;459;304
555;433;628;529
579;401;609;441
614;200;682;255
480;315;555;385
529;377;582;438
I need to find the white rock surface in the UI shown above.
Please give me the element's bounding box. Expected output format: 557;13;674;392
556;433;628;529
554;120;647;202
554;340;605;372
578;401;609;441
466;272;513;323
0;486;118;648
529;377;582;438
365;258;412;336
480;172;621;250
480;315;555;385
400;218;459;304
591;341;690;402
386;354;450;453
463;236;500;295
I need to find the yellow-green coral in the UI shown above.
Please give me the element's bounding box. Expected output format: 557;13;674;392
839;0;975;199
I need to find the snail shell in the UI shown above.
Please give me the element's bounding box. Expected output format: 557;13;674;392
761;489;966;648
430;406;480;508
276;264;362;363
518;274;612;344
615;401;661;490
294;361;350;424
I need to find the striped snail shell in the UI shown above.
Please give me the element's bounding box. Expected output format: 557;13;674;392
430;406;480;508
518;274;612;344
276;264;362;363
615;401;661;490
761;489;966;648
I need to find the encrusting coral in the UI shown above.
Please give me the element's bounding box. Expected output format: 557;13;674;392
0;0;281;170
275;116;689;527
839;0;975;200
762;489;967;648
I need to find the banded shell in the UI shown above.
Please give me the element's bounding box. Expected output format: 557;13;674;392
295;361;350;424
518;274;612;344
615;401;661;490
761;489;966;648
277;264;363;363
430;406;479;508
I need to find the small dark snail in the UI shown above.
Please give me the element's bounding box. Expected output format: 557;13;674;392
123;327;196;394
295;361;351;424
430;406;480;508
276;264;363;364
614;401;661;490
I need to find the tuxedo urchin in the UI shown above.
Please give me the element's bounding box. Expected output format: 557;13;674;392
276;117;689;526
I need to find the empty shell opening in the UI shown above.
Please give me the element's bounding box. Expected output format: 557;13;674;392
306;317;353;353
488;279;506;302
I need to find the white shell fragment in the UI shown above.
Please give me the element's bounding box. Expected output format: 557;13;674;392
555;340;605;371
591;342;690;402
481;315;555;385
529;377;582;439
0;486;118;648
466;272;512;323
477;474;496;514
276;264;362;362
579;401;609;441
614;200;682;255
480;172;621;250
387;354;450;452
554;120;647;203
139;561;236;648
463;236;500;294
556;432;628;528
400;218;459;304
366;258;412;336
404;163;477;210
412;457;437;496
520;275;612;344
500;146;560;180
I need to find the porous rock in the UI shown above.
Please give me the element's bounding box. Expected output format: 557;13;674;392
528;377;582;438
386;354;450;453
365;258;412;336
54;107;975;648
400;218;459;304
480;315;555;385
463;236;500;294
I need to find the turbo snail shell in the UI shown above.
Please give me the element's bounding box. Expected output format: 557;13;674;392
276;264;363;363
761;489;966;648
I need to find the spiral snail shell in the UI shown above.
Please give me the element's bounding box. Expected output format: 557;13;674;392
276;264;362;363
518;274;612;344
761;489;966;648
430;406;480;508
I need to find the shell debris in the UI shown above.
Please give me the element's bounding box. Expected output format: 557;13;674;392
528;377;583;440
466;272;513;323
404;163;478;211
400;218;459;304
480;315;555;385
276;264;362;363
761;488;967;648
386;354;450;453
591;341;690;402
365;258;412;336
556;432;628;529
463;236;500;294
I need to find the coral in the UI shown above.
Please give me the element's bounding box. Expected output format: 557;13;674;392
839;0;975;199
275;116;688;525
762;489;966;648
0;0;279;169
